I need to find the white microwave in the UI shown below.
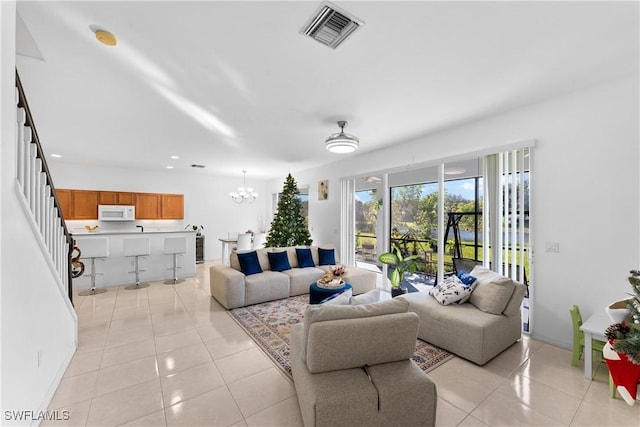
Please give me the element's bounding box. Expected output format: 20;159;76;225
98;205;135;221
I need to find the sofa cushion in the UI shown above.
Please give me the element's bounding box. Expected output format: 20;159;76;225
296;248;316;268
350;288;380;305
318;248;336;265
304;309;419;373
237;251;263;276
302;298;409;360
267;251;291;272
430;275;474;305
468;266;516;314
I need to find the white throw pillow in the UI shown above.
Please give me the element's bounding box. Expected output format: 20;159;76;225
321;288;353;305
350;288;381;305
430;275;474;305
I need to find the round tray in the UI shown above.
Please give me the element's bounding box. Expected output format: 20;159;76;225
316;279;345;290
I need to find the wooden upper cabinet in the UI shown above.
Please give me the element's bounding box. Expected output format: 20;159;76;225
99;191;135;205
98;191;118;205
71;190;99;219
56;189;72;220
117;192;135;205
161;194;184;219
135;193;161;219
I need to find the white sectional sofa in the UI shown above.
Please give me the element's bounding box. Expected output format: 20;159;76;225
399;266;526;365
210;245;377;309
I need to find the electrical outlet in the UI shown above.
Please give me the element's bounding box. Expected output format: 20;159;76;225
545;241;559;253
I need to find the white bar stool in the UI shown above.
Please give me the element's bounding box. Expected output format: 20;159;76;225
77;237;109;296
123;238;150;290
164;237;187;284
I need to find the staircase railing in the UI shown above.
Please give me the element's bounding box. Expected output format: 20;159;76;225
15;70;73;303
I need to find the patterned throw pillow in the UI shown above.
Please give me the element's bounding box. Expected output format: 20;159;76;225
430;275;475;305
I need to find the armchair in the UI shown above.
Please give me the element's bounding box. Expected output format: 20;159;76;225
290;299;437;427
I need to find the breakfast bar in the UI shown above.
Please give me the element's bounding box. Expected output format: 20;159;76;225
72;230;196;289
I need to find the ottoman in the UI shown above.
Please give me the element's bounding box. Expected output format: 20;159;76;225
309;283;352;304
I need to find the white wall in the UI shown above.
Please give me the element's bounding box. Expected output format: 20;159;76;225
2;1;78;421
48;164;269;262
268;74;640;349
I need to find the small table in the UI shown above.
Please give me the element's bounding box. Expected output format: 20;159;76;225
309;283;352;304
218;238;237;266
579;313;610;380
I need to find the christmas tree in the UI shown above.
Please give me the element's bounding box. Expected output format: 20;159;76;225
611;270;640;364
265;174;312;247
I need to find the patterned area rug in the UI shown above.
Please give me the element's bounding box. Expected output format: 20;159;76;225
228;294;454;379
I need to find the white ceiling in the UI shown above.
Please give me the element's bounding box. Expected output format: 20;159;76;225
15;1;639;180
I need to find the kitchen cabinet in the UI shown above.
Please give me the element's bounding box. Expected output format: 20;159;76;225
161;194;184;219
99;191;135;205
56;189;184;220
71;190;99;220
135;193;161;219
56;189;72;219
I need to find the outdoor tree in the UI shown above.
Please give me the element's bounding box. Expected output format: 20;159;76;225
265;174;312;247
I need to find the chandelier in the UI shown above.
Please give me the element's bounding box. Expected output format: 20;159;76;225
325;120;359;153
230;170;258;204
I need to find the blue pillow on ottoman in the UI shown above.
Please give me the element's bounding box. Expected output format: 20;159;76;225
237;251;263;275
318;248;336;265
268;251;291;272
296;248;315;268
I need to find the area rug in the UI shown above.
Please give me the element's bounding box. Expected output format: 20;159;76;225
228;294;454;379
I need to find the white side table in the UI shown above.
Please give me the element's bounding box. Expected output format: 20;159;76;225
579;313;610;380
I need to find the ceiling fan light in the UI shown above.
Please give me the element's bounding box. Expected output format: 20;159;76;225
325;121;359;153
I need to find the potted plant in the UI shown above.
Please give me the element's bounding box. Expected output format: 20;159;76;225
378;245;419;297
185;224;204;235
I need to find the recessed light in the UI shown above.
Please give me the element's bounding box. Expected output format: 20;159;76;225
166;165;174;169
51;154;62;158
170;155;179;160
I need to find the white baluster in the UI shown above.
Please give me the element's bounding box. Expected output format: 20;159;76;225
23;127;32;202
16;108;26;187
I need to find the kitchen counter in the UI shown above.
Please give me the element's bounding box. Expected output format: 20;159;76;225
72;231;196;289
71;230;194;236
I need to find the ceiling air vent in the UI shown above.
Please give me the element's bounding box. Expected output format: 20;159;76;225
301;2;363;49
190;164;206;169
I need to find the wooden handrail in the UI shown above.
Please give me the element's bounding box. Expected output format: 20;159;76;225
15;70;74;303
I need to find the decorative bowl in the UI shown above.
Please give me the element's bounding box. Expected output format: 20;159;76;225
606;299;631;323
317;278;345;290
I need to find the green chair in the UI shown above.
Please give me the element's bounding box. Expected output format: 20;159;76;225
570;305;616;397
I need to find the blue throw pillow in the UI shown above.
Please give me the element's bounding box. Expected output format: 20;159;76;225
237;251;263;275
457;269;477;285
267;251;291;272
318;248;336;265
296;248;315;268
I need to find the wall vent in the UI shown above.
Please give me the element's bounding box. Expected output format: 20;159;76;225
190;164;206;168
301;2;363;49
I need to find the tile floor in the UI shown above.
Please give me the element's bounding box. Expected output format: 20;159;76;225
47;261;640;426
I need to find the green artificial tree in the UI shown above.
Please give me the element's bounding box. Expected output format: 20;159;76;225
265;174;312;247
611;269;640;364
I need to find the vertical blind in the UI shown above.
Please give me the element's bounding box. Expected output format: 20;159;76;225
483;147;531;283
340;177;356;266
